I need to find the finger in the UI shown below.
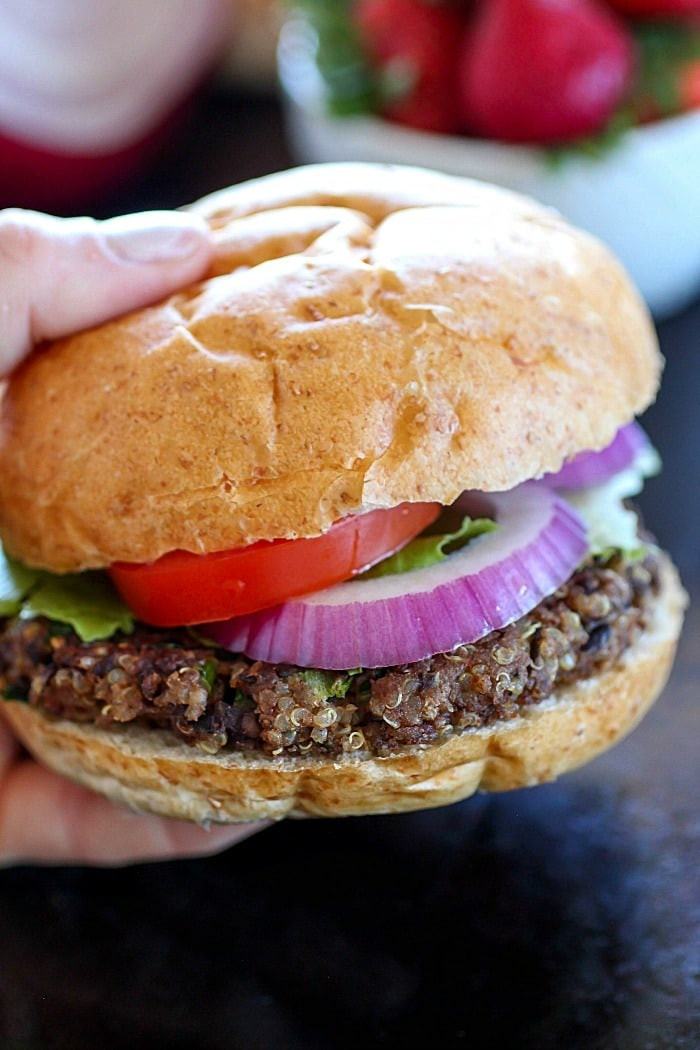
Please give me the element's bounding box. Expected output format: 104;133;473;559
0;760;269;867
0;208;212;375
0;718;20;774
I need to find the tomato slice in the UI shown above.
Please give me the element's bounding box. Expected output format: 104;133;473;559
108;502;441;627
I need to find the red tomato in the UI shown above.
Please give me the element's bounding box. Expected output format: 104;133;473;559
355;0;465;133
108;502;441;628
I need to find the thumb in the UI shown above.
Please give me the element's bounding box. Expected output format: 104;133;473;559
0;208;213;375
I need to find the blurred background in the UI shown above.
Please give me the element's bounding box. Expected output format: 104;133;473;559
0;4;698;1048
0;0;698;317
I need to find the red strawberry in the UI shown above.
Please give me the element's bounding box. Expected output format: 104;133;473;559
458;0;635;143
355;0;466;133
604;0;700;16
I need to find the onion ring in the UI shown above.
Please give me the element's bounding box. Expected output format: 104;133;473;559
206;484;588;670
542;422;653;490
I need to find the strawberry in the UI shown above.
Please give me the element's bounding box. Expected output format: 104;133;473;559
355;0;466;133
604;0;700;16
458;0;635;143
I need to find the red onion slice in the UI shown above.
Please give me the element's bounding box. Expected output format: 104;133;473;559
207;484;588;670
542;421;653;490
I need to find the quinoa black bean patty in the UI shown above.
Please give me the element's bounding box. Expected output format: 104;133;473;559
0;551;660;759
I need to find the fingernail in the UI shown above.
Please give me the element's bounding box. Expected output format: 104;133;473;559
103;212;206;264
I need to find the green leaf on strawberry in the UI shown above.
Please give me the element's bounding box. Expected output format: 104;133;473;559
631;20;700;118
292;0;379;115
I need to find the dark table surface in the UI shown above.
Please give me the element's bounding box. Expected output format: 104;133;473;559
0;89;698;1050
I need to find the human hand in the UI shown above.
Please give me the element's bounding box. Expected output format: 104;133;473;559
0;207;268;865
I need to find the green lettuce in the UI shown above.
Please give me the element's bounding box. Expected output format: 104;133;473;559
361;515;498;579
0;546;133;641
198;658;219;693
0;554;37;616
293;667;362;700
564;453;660;562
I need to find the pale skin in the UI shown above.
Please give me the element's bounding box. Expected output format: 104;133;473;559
0;208;268;865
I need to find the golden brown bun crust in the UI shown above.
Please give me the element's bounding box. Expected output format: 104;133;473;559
0;163;661;572
1;556;685;822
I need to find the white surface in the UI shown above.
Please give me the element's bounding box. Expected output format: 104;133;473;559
0;0;229;152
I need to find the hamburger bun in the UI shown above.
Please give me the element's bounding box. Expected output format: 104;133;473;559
0;554;685;821
0;163;659;573
0;163;683;824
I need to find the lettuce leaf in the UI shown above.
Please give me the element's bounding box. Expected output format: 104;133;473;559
198;658;219;693
362;515;498;579
564;464;653;561
0;545;133;641
0;554;40;617
293;667;361;700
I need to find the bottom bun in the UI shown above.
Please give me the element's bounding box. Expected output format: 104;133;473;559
1;556;685;822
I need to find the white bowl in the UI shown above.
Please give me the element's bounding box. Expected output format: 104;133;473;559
278;17;700;320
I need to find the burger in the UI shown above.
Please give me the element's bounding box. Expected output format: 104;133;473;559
0;163;685;822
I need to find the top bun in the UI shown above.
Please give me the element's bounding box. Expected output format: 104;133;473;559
0;163;661;573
